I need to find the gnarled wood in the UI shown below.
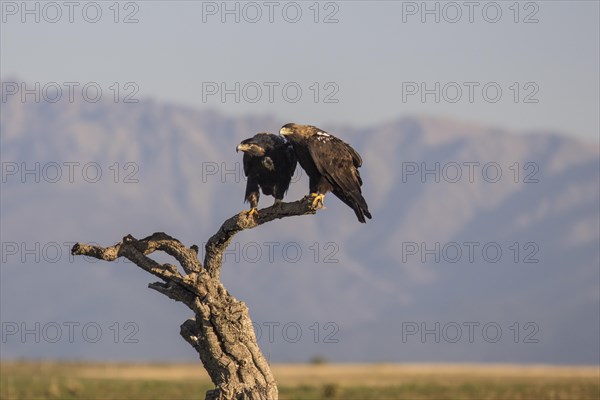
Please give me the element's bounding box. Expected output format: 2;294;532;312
71;196;319;400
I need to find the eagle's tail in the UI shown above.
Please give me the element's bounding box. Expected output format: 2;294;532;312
334;189;372;223
351;191;372;223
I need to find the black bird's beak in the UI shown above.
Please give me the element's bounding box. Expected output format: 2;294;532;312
237;140;265;156
236;143;251;153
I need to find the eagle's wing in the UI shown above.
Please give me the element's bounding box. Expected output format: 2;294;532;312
346;142;362;168
242;153;252;177
348;143;363;186
306;132;363;192
285;143;297;178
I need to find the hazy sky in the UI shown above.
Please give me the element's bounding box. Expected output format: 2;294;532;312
2;1;599;141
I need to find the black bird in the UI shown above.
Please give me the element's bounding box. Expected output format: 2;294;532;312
236;133;297;217
280;123;372;223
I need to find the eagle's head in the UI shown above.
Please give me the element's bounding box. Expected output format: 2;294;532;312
237;133;282;156
237;137;266;157
279;123;314;141
279;123;297;137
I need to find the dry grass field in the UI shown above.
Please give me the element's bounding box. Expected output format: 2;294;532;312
1;361;598;399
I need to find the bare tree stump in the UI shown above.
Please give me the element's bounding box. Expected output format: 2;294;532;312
71;197;319;400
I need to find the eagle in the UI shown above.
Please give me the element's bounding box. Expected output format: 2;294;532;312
279;123;372;223
236;133;297;217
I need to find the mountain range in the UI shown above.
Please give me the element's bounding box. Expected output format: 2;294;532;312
1;87;598;364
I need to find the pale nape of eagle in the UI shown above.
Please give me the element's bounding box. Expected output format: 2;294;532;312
279;123;372;223
236;133;297;217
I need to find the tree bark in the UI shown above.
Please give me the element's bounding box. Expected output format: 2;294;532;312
71;197;319;400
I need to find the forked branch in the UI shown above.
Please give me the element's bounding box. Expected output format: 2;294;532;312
71;197;320;400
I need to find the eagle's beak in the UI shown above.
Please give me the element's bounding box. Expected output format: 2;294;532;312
236;143;252;153
279;127;291;136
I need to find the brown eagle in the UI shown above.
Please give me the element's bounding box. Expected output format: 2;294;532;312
279;123;372;223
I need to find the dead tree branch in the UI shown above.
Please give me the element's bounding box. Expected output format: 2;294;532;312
71;197;319;400
204;197;318;278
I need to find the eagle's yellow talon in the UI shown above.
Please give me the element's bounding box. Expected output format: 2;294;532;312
246;208;259;218
309;193;325;209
